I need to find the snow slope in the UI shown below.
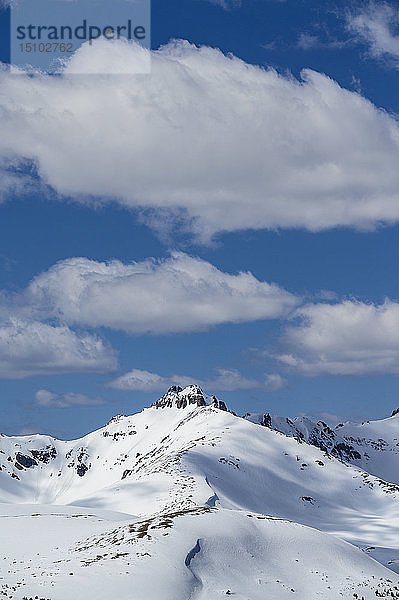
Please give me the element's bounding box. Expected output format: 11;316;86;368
2;506;399;600
1;385;399;599
247;409;399;487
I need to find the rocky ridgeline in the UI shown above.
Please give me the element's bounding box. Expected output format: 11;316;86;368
152;384;227;412
245;413;374;464
4;385;399;490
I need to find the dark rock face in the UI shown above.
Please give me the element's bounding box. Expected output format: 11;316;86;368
76;463;88;477
212;397;227;411
392;408;399;417
15;453;37;470
153;385;208;409
152;385;230;413
179;385;207;407
65;447;91;477
168;385;182;394
301;496;314;504
331;442;361;461
296;422;361;462
308;422;336;454
12;445;57;473
31;446;57;463
317;422;335;436
76;449;90;477
260;413;272;428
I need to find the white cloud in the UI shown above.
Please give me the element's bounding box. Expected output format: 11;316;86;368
296;33;347;51
347;2;399;64
64;38;151;75
0;250;295;378
108;369;174;392
0;318;117;378
262;373;287;391
297;33;320;50
2;40;399;238
274;300;399;376
26;252;298;334
35;389;106;408
107;367;286;392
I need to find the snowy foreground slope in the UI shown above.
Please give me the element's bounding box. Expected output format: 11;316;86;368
1;386;399;599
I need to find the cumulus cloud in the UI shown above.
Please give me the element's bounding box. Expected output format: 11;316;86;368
274;300;399;376
0;318;117;378
35;389;106;408
347;2;399;64
63;38;151;75
107;367;286;392
26;252;298;334
0;250;296;377
2;40;399;238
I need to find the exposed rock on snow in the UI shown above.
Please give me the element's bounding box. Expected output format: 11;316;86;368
1;390;399;598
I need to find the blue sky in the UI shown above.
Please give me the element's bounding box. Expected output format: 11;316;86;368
1;0;399;438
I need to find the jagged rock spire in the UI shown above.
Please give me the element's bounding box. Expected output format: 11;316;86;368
152;384;227;411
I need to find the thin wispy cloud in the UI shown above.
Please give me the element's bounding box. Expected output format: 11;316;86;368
347;2;399;66
297;33;320;50
296;32;348;51
12;425;49;436
108;367;286;392
203;0;242;9
35;389;107;408
298;412;369;428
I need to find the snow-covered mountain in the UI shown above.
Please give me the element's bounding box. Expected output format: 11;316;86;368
2;385;399;599
246;408;399;486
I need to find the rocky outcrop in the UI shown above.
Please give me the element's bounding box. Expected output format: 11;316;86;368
211;397;227;411
13;445;57;471
152;385;227;411
31;446;57;463
66;447;91;477
260;413;272;428
15;453;37;470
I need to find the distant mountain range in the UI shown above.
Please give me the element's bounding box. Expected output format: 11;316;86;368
2;385;399;599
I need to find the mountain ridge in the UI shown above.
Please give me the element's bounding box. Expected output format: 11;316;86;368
2;386;399;599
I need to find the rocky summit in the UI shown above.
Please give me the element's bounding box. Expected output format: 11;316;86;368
152;384;228;411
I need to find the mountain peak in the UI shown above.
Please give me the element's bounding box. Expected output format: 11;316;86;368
152;384;227;411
